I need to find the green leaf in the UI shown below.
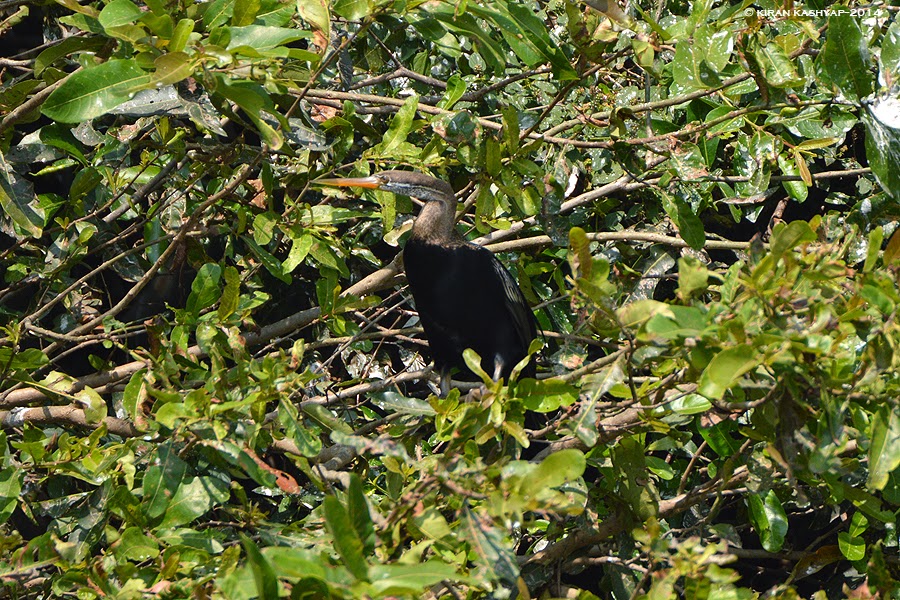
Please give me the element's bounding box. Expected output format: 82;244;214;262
347;474;376;555
260;546;326;580
42;60;152;122
227;25;311;50
244;237;290;284
212;77;285;150
427;9;507;74
882;18;900;80
863;99;900;202
283;231;313;273
838;532;866;561
885;227;900;266
518;378;579;412
372;95;418;156
323;495;369;581
34;36;107;76
668;394;711;415
698;345;758;401
612;438;657;520
143;449;187;519
0;467;22;524
203;0;234;28
820;14;873;102
159;475;230;528
297;0;330;46
217;266;240;320
99;0;142;29
332;0;369;20
438;74;466;110
121;369;148;424
169;18;194;52
770;220;816;260
462;348;492;385
0;157;44;238
754;42;803;88
39;123;87;165
672;42;706;92
618;299;675;329
525;450;586;491
868;406;900;491
461;506;520;585
241;535;279;600
677;256;709;300
568;226;592;279
152;52;194;86
75;387;108;424
469;3;577;80
208;440;277;488
0;347;49;371
662;193;705;250
864;226;884;273
747;490;788;552
231;0;259;25
849;512;869;538
501;106;519;152
369;562;461;596
117;527;160;561
278;398;322;456
505;4;578;78
371;391;436;416
186;263;222;315
777;151;808;202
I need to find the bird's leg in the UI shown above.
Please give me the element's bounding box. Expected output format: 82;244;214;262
492;356;504;382
439;365;451;398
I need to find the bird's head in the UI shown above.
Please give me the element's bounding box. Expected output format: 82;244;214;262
315;170;455;204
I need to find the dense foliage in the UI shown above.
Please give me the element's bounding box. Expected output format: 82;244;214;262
1;0;900;597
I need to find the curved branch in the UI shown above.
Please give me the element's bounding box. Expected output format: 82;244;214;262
0;405;140;437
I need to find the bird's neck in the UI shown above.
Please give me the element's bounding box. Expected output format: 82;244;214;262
411;199;457;244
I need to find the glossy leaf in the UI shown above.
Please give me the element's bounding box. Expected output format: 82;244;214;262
747;490;788;552
98;0;142;29
42;60;151;122
332;0;369;20
868;406;900;491
117;527;160;561
820;14;873;102
0;466;22;525
323;495;369;581
158;475;230;528
698;345;758;401
242;535;279;600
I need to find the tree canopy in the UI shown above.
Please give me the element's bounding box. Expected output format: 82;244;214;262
1;0;900;598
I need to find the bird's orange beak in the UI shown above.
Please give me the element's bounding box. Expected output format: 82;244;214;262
314;175;383;189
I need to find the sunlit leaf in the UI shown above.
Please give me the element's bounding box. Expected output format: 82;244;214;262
747;490;788;552
820;14;873;102
323;495;369;581
42;60;152;122
698;345;759;401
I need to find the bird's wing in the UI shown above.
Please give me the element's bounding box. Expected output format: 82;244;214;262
491;257;537;348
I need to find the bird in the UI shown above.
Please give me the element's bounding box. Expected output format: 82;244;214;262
316;170;537;392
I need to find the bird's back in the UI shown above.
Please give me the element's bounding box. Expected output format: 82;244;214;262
403;237;536;380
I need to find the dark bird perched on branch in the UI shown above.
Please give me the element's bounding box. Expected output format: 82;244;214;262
317;170;537;392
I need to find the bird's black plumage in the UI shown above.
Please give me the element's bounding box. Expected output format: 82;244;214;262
317;170;537;386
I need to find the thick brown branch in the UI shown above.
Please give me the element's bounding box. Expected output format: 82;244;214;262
0;405;140;437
